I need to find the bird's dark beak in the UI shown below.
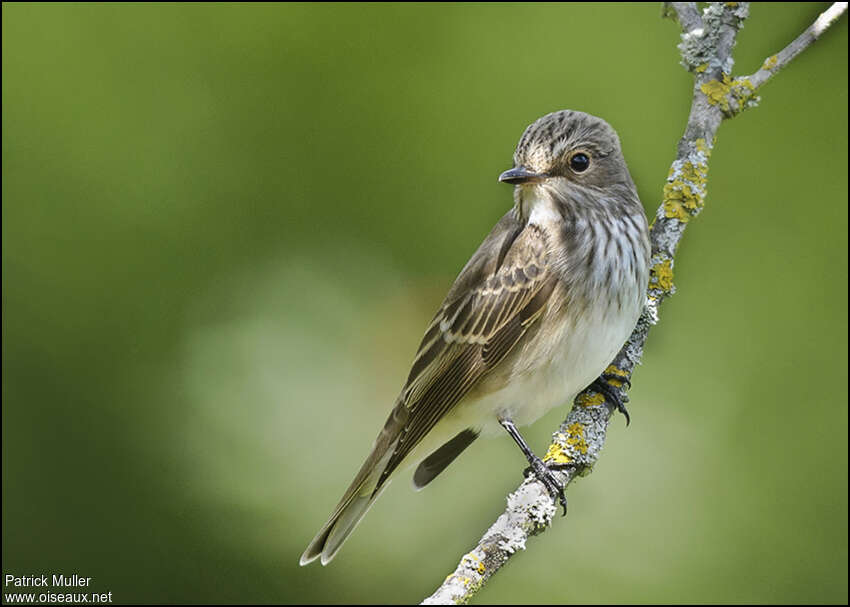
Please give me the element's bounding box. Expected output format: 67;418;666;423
498;166;548;185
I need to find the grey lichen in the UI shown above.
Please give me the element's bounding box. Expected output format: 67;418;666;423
678;2;747;72
678;26;714;71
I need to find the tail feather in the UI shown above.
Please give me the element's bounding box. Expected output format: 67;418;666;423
413;428;478;490
299;525;332;566
299;488;382;566
320;481;390;564
299;432;399;566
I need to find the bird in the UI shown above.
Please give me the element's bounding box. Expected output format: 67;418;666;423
299;110;650;566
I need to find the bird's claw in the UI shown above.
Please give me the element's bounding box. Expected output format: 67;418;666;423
523;456;568;515
589;373;632;426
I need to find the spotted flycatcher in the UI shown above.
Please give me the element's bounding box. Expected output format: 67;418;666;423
300;110;650;566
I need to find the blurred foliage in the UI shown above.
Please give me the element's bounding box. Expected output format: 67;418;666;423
2;3;847;604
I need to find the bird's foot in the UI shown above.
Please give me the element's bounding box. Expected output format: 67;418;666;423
523;456;568;516
589;372;632;426
500;416;567;515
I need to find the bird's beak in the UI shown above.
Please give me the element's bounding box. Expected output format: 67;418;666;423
498;166;549;185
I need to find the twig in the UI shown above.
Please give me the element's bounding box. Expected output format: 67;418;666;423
746;2;848;90
420;3;846;604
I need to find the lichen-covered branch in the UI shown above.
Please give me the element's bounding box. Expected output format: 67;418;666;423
745;2;847;91
421;3;846;605
666;2;703;33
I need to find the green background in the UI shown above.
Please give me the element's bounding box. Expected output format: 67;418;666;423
3;3;847;604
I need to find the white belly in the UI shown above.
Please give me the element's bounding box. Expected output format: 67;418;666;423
461;296;639;436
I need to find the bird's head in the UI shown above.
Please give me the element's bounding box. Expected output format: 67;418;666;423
499;110;630;191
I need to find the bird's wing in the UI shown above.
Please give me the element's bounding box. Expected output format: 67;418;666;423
374;221;556;491
300;215;556;566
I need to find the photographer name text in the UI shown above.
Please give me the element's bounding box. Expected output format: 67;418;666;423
5;575;91;588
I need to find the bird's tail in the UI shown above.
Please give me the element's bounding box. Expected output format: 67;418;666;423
299;422;400;566
298;486;384;566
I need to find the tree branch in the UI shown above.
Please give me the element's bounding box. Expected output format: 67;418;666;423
420;3;846;604
667;2;703;33
745;2;848;90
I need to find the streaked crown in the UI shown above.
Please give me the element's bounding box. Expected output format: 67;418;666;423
511;110;630;186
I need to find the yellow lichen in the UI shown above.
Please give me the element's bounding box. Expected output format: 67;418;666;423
663;143;709;222
602;365;627;387
576;392;605;407
680;166;706;193
731;77;756;105
700;74;732;108
446;573;474;589
544;423;590;463
762;54;778;70
461;553;485;576
543;433;572;464
701;74;758;116
695;63;708;73
565;423;588;455
604;364;629;378
663;184;692;222
650;259;675;293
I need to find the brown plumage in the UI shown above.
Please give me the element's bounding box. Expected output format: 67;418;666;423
300;110;650;566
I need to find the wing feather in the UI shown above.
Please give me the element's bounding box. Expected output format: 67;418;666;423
374;222;555;491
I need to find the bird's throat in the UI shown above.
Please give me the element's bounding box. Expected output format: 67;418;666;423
515;185;561;227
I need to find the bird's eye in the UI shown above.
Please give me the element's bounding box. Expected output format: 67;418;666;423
569;152;590;173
